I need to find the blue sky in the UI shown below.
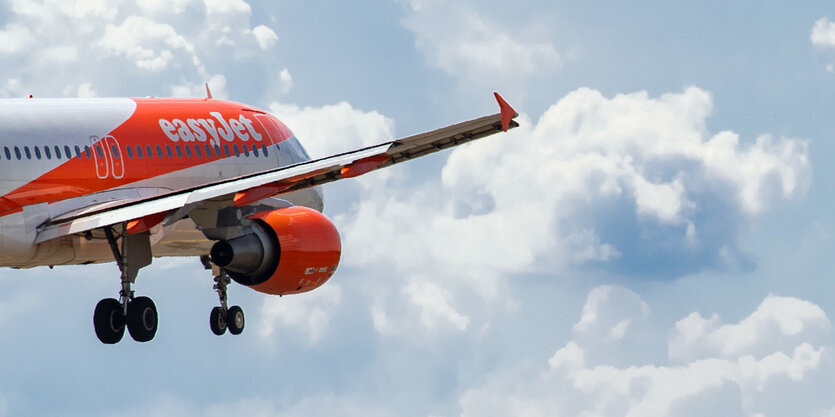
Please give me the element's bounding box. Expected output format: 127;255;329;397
0;1;834;416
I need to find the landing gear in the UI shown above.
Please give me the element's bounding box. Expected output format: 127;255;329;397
93;225;157;344
210;270;245;336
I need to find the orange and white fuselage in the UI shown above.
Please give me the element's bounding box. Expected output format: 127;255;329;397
0;98;320;268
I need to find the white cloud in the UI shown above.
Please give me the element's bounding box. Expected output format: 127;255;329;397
267;100;395;159
400;0;560;84
670;295;831;362
338;86;810;307
277;68;293;93
0;0;281;97
812;18;835;48
100;16;198;71
203;0;251;15
404;280;470;332
458;288;835;417
811;17;835;72
253;25;279;50
258;283;343;344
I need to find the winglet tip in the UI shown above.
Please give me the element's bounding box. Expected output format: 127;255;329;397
205;83;213;99
494;92;518;132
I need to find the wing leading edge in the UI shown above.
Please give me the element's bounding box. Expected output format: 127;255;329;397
35;93;519;244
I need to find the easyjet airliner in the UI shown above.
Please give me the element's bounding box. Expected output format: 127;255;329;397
0;88;518;343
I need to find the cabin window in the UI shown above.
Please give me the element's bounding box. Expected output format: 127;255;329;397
175;144;182;158
156;145;163;158
205;144;213;158
146;145;153;159
64;146;71;159
54;146;61;159
242;145;250;157
214;145;221;158
85;146;92;159
223;144;231;157
194;144;202;158
95;146;104;159
233;144;240;157
4;147;10;160
44;146;51;160
33;147;41;160
184;145;192;158
165;145;172;158
136;145;143;159
251;144;259;157
261;144;269;157
126;146;133;159
14;147;21;160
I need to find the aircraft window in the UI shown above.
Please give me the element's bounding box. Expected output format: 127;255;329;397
204;144;212;158
194;144;202;158
156;145;163;158
223;144;230;157
252;144;259;157
74;146;81;158
4;147;10;160
175;144;183;158
261;144;269;157
242;145;250;157
165;145;172;158
95;146;104;159
184;145;192;158
64;146;71;159
24;147;31;160
126;146;133;159
34;147;41;160
54;146;61;159
111;145;119;159
233;144;240;157
144;145;151;159
44;146;51;160
213;145;220;158
14;146;21;160
85;146;92;159
136;145;143;159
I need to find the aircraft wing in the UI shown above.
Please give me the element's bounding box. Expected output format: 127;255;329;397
35;93;519;244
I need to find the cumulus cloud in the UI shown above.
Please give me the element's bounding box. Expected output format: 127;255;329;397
0;0;282;97
339;86;810;307
458;287;835;417
811;17;835;72
267;100;395;159
252;25;279;50
400;0;560;84
259;283;343;344
670;295;831;362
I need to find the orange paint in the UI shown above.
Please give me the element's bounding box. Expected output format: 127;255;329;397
247;206;341;296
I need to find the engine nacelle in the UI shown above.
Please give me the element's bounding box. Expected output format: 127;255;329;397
210;206;341;295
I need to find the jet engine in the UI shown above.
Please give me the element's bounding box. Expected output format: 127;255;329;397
210;206;341;295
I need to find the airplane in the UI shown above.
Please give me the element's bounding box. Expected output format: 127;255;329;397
0;88;518;344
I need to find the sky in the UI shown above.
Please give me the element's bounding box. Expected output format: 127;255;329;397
0;0;834;416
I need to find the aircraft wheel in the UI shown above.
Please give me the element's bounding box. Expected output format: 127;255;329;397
94;298;125;344
127;296;158;342
227;305;245;335
210;306;227;335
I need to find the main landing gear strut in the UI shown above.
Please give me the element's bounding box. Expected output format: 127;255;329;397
205;257;245;336
93;225;158;344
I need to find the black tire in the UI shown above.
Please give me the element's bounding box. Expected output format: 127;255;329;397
94;298;125;344
127;296;158;343
210;306;227;335
227;305;245;335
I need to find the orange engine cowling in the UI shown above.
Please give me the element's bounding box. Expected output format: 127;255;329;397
209;206;341;295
